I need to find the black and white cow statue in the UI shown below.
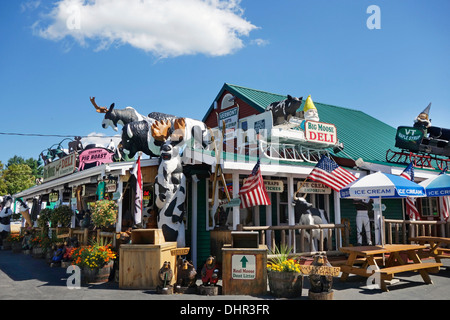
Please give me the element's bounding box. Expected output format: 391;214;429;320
0;196;13;245
265;95;303;126
292;194;328;252
154;139;186;248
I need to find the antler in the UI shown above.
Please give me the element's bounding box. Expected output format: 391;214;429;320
151;120;172;142
171;118;186;142
90;97;108;113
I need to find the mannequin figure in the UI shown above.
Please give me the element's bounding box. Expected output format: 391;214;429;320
353;198;373;246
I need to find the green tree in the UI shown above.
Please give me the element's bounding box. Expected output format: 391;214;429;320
7;156;42;179
0;161;7;195
2;163;35;195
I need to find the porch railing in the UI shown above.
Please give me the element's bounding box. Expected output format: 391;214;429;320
383;218;450;245
240;223;349;255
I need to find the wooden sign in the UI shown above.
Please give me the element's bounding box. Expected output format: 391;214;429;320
297;181;331;194
43;152;77;182
171;248;190;256
264;180;284;193
300;265;340;277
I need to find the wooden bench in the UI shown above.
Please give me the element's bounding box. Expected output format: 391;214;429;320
377;262;442;291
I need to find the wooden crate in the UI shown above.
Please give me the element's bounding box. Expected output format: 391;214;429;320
119;242;177;289
131;229;165;244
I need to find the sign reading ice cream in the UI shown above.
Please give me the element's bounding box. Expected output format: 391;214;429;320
305;121;337;144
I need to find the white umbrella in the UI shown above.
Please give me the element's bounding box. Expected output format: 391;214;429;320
340;171;426;246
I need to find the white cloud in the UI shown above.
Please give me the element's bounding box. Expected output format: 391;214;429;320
250;38;269;47
33;0;258;58
81;132;121;150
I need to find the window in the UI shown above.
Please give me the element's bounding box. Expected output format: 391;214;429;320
419;197;439;218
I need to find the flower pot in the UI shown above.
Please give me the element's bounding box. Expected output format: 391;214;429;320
32;247;44;259
267;271;303;298
11;242;22;253
81;262;113;284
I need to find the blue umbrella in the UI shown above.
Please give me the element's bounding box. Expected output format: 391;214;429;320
340;171;426;246
419;173;450;197
340;171;426;199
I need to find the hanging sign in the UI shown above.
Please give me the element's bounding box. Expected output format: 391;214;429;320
105;182;117;193
264;180;284;193
298;181;331;194
78;148;114;171
305;121;337;144
218;106;239;140
43;152;77;182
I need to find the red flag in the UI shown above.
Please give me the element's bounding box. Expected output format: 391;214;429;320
308;155;357;192
131;155;143;225
239;160;271;209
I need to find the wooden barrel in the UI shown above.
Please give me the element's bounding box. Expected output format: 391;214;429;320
267;271;303;298
81;262;113;284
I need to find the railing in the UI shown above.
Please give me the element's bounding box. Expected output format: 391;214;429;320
384;218;450;244
240;223;349;255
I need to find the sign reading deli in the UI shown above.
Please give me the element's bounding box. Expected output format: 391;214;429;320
43;152;77;182
305;121;337;144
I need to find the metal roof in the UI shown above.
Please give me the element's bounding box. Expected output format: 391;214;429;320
204;83;401;164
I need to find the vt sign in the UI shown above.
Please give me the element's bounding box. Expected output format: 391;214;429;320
231;254;256;279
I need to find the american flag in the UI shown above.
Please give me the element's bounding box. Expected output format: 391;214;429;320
239;159;271;209
308;155;357;192
400;163;420;220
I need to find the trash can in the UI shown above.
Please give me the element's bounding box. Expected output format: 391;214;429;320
221;231;267;295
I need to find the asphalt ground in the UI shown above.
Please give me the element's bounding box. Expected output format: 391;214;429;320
1;249;449;317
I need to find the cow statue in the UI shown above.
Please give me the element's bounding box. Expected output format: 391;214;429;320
292;194;328;252
121;120;161;158
0;196;13;245
265;95;303;126
152;119;188;247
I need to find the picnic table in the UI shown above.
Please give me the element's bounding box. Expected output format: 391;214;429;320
339;244;442;291
410;236;450;263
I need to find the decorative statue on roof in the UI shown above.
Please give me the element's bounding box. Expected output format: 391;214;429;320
300;95;320;131
413;103;432;133
265;95;303;126
0;196;13;245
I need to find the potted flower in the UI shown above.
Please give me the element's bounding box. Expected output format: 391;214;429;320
30;234;46;258
267;245;303;298
51;206;73;227
70;240;116;284
90;200;118;230
7;233;24;253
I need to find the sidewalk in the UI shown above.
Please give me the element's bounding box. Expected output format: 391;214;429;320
1;249;450;300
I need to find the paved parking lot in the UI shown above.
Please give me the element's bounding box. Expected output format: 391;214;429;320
1;249;450;301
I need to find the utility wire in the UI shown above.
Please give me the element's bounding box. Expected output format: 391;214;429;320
0;132;119;138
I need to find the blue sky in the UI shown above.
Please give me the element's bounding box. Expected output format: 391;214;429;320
0;0;449;166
